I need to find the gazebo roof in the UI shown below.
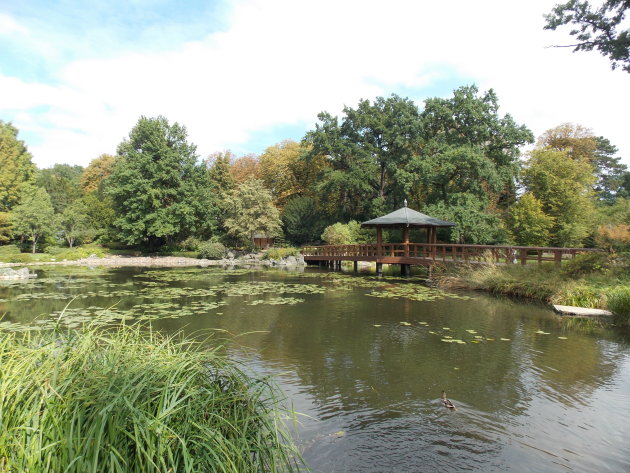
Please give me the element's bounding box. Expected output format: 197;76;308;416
361;204;455;228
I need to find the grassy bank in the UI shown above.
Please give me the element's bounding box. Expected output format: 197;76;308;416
0;325;302;473
435;252;630;325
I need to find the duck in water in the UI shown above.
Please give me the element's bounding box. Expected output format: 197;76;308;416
441;391;456;409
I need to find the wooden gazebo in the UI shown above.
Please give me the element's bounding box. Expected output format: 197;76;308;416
361;200;455;274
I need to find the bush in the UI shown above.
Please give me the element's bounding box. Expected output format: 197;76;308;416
321;220;371;245
0;245;21;259
263;247;300;260
0;325;301;473
54;246;108;261
562;252;613;277
595;224;630;252
179;236;202;251
197;241;226;259
607;287;630;325
7;254;31;263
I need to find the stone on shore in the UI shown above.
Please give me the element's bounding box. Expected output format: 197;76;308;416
553;305;613;317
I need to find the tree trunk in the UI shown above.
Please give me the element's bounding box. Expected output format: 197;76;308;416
31;234;37;254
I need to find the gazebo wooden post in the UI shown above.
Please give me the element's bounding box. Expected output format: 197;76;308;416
376;226;383;275
403;226;410;257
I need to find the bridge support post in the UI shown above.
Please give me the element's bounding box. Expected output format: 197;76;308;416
376;263;383;275
400;264;411;277
353;261;358;273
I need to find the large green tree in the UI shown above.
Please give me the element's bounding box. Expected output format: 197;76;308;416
223;180;282;247
0;121;36;212
36;164;84;213
107;116;218;247
10;185;55;253
537;123;627;201
507;193;555;246
55;200;92;247
544;0;630;72
416;86;534;209
523;148;596;246
80;154;117;195
304;94;423;219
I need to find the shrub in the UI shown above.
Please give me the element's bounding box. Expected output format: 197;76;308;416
0;325;302;473
0;245;21;259
595;224;630;252
561;251;612;277
263;247;300;260
7;254;31;263
179;236;202;251
54;246;108;261
321;220;371;245
198;241;226;259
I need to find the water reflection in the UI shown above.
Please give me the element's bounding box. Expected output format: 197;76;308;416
0;266;628;472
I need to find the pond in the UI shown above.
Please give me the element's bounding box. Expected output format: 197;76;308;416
1;266;629;472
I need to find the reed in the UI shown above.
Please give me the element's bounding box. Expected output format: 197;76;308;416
0;324;303;473
607;287;630;325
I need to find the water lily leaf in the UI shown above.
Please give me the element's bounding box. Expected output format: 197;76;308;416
500;338;511;341
557;336;568;340
373;324;382;327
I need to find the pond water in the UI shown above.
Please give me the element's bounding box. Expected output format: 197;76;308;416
1;266;629;472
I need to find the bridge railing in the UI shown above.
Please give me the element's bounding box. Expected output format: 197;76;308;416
301;243;601;265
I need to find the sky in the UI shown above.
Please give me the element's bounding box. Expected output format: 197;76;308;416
0;0;628;169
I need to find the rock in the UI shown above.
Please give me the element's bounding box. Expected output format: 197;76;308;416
227;251;235;259
553;304;613;317
88;254;98;259
0;267;37;280
284;255;298;266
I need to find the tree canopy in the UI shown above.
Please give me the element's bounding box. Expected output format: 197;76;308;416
0;121;35;212
544;0;630;72
107;116;217;247
10;185;55;253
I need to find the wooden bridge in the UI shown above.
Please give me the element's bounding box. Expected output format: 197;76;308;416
302;243;600;274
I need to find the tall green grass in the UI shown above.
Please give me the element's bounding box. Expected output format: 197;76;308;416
607;287;630;325
0;325;303;472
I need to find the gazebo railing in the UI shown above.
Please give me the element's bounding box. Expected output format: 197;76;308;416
302;243;601;265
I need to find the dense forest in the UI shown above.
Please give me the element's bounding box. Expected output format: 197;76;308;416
1;85;629;255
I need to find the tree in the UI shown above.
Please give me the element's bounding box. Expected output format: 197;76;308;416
0;121;36;212
81;154;117;194
304;94;423;219
206;151;236;197
417;86;534;209
537;123;627;201
107;116;218;247
56;200;92;247
425;194;506;244
523;149;596;246
544;0;630;72
10;185;55;253
223;180;282;247
282;196;326;245
229;154;261;183
0;212;12;244
258;140;307;207
507;193;555;246
36;164;85;213
81;193;116;242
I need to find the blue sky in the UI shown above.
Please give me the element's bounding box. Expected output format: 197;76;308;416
1;0;628;168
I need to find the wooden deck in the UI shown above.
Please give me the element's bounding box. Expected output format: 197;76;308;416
302;243;600;267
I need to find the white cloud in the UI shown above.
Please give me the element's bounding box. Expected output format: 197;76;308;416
1;0;628;168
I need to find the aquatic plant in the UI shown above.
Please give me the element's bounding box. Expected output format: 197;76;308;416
607;287;630;325
0;325;303;473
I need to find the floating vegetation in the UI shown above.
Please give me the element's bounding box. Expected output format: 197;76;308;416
535;330;551;335
500;338;511;341
557;336;568;340
367;285;471;303
248;297;305;306
372;324;382;327
400;321;412;326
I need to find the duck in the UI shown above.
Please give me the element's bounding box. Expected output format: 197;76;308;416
441;391;456;409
